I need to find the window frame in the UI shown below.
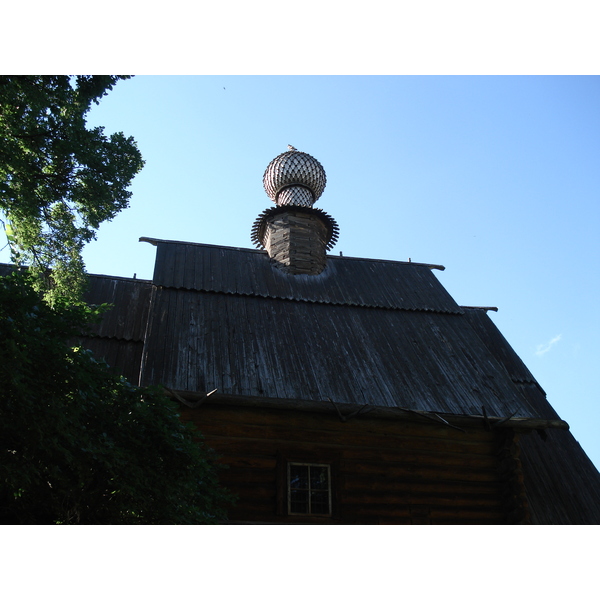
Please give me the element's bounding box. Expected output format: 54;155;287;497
287;462;332;517
276;450;340;520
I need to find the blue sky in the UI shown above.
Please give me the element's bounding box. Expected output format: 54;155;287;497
2;75;598;471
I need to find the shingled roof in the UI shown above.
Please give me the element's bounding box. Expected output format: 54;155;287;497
82;274;152;385
133;239;560;424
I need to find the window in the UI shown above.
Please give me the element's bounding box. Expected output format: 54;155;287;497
276;452;339;519
288;462;332;516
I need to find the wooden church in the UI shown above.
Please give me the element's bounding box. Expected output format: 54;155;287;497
82;148;600;524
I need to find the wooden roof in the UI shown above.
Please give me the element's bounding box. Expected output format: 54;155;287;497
82;275;153;385
132;239;555;422
519;428;600;524
141;237;456;313
0;255;571;422
85;274;152;342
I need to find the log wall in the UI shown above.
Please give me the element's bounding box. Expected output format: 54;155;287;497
183;404;530;525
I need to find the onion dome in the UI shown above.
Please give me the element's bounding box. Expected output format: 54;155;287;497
263;149;327;207
254;147;337;275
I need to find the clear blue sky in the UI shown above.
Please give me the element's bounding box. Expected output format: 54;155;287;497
2;75;598;471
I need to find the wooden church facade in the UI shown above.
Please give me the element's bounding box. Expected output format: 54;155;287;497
82;239;600;525
81;149;600;524
182;402;526;524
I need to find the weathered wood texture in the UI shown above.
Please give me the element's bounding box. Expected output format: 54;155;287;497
142;239;460;313
264;210;330;275
77;274;153;384
519;428;600;524
184;404;529;525
140;287;556;420
80;337;144;385
52;236;600;525
84;275;153;341
462;307;544;390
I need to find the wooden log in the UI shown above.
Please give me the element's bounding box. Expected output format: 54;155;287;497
198;421;501;454
340;446;500;468
342;476;504;496
173;392;570;431
428;506;507;521
333;490;505;508
346;461;504;483
191;404;503;441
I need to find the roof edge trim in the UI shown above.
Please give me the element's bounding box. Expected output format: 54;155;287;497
140;236;267;254
167;390;569;431
138;237;445;270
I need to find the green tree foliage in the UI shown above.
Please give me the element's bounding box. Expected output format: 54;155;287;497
0;76;144;303
0;271;234;524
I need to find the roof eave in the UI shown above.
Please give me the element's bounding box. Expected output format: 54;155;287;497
165;389;569;432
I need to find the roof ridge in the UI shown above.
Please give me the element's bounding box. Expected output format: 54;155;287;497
139;237;445;270
88;273;152;284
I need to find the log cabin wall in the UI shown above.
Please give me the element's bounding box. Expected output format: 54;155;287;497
183;403;529;525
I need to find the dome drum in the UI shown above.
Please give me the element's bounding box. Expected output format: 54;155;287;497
276;186;314;208
251;205;339;253
259;209;331;275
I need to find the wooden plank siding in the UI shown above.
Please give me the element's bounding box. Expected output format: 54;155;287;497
183;404;529;525
518;428;600;524
142;239;460;314
141;288;555;420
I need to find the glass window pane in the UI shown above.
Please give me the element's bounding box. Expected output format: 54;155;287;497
290;489;309;514
289;464;308;489
310;466;329;489
310;491;330;515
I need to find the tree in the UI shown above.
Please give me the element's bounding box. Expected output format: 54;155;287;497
0;76;234;523
0;76;143;303
0;270;234;524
